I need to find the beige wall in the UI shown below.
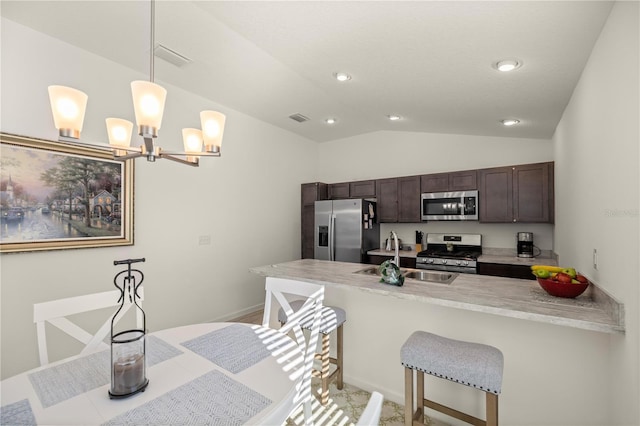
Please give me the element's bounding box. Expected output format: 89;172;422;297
553;1;639;424
0;18;318;378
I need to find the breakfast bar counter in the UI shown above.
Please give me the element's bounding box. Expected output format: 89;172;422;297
250;259;624;334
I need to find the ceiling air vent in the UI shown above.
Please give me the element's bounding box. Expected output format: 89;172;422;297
154;44;192;67
289;113;310;123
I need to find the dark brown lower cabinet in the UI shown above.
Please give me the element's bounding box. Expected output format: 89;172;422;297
368;255;417;269
477;262;535;280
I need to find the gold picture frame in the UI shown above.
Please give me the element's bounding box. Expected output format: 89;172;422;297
0;133;134;253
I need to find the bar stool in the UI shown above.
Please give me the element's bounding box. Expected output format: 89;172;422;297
278;301;346;405
401;331;504;426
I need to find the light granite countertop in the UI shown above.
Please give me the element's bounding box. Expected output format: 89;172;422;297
250;259;624;334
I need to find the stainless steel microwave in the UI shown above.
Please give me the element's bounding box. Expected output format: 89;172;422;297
421;190;479;221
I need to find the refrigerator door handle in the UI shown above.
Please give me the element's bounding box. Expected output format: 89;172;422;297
329;213;336;261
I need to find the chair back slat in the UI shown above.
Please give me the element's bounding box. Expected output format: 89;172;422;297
262;277;324;425
33;288;144;366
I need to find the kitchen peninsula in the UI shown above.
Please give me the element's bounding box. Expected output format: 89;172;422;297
252;259;624;424
251;259;623;334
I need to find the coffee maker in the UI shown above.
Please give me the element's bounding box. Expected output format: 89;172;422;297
517;232;534;258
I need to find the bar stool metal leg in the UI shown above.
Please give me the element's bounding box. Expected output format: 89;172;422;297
336;324;344;389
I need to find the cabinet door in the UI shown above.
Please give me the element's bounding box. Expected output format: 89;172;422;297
376;178;398;223
301;183;327;258
478;166;513;222
420;173;449;193
514;163;551;222
421;170;477;192
398;176;421;222
449;171;477;191
349;180;376;198
477;262;536;280
301;204;315;258
368;254;416;269
328;182;350;199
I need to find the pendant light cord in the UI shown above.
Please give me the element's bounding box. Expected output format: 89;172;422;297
150;0;155;83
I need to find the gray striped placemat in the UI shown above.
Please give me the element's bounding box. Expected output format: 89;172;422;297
103;370;272;425
180;324;273;373
28;335;183;408
0;399;36;425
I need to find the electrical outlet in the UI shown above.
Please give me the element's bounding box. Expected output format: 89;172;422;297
593;248;598;270
198;235;211;245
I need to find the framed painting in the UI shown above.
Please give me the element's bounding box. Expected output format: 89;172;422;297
0;133;134;253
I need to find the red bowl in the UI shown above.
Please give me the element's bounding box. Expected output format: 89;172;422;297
536;277;589;298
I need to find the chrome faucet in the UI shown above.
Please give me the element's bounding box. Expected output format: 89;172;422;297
391;231;400;267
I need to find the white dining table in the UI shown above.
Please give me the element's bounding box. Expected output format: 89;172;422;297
0;322;303;425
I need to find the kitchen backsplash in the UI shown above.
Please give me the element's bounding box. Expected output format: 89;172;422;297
379;222;554;252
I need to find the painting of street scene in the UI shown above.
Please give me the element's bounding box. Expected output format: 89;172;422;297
1;134;133;252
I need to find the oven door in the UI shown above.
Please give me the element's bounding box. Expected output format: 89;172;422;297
421;191;478;221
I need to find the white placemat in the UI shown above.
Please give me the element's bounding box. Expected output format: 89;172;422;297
0;399;37;425
28;335;183;408
180;324;272;373
103;370;272;425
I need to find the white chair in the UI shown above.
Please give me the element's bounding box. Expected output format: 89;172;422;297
262;277;324;426
33;287;144;366
356;391;384;426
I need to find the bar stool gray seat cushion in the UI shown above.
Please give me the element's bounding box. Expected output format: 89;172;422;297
401;331;504;395
278;300;346;334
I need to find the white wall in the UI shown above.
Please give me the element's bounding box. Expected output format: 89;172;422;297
553;1;639;424
317;130;556;251
0;18;318;378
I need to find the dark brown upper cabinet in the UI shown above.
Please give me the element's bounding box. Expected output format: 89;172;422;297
328;182;350;199
375;176;420;223
398;176;421;222
421;170;477;193
375;178;398;223
478;162;554;223
349;180;376;198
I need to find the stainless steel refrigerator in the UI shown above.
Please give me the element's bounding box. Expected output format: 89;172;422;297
314;199;380;263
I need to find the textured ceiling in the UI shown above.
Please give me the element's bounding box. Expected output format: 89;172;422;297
1;1;614;142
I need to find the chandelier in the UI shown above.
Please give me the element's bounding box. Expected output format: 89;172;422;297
47;0;225;167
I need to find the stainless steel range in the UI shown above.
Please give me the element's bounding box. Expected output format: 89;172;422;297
416;233;482;274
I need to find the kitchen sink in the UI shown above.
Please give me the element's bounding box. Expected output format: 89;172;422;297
354;266;454;284
354;266;408;276
402;270;457;285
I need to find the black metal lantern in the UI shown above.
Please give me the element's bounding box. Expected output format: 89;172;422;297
109;258;149;399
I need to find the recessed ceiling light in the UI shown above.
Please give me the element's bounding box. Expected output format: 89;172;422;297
334;72;352;82
387;115;402;121
325;118;337;124
494;59;522;72
501;119;520;126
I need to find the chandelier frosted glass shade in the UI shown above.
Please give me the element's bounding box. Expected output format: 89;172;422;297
131;80;167;137
106;118;134;147
181;128;203;153
48;85;88;139
200;110;226;153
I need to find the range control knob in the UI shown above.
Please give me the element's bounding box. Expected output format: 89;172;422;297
455;260;461;265
442;259;448;265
